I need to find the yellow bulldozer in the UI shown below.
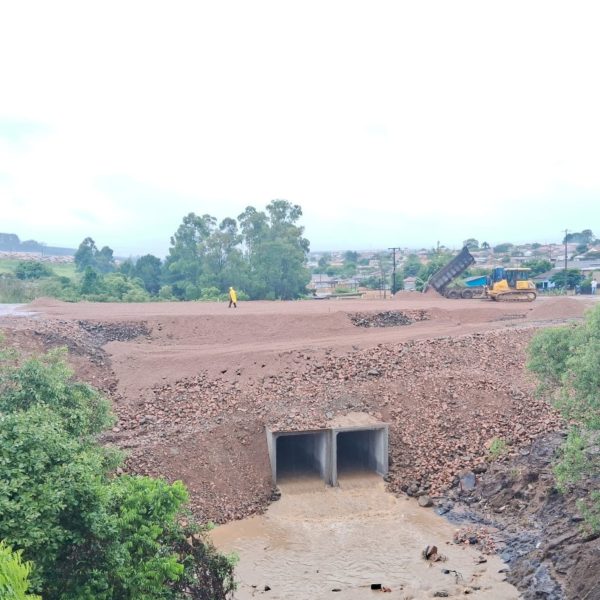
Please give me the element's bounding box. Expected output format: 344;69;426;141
486;266;537;301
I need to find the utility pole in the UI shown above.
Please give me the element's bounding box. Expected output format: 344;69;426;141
563;229;569;294
388;247;401;295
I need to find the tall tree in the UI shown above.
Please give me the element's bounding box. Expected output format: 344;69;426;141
201;218;245;290
96;246;116;273
522;258;552;276
74;238;115;273
74;238;98;272
164;213;216;299
241;200;310;299
132;254;163;295
237;206;269;257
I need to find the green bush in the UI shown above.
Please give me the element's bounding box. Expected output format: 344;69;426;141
14;261;53;280
0;542;40;599
528;304;600;531
0;344;236;599
158;285;176;301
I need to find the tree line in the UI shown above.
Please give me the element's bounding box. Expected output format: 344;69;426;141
0;200;311;303
72;200;310;302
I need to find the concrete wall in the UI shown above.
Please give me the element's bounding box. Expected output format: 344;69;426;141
266;425;388;486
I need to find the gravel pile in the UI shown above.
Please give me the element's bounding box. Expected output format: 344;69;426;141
349;310;430;327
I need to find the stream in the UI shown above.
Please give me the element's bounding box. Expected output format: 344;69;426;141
211;473;519;599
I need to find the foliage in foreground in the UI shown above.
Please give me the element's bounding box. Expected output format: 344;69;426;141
0;344;236;599
528;304;600;531
0;542;40;600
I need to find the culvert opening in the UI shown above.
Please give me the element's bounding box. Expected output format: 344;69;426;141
336;429;388;477
275;432;328;483
267;424;388;486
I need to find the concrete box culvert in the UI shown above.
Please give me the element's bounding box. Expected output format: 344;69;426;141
266;424;388;486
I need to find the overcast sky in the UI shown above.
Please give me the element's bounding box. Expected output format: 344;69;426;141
1;1;599;257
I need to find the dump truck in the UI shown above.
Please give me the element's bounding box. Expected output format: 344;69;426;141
424;247;537;301
424;246;478;299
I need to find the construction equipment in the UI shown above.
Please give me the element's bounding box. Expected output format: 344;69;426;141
425;246;477;299
424;247;537;301
487;267;537;301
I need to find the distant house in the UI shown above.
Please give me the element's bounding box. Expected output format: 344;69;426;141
574;247;600;261
532;270;559;290
533;261;600;290
310;273;337;292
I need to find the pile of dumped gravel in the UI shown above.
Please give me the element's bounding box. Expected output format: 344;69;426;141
77;320;151;344
349;310;429;328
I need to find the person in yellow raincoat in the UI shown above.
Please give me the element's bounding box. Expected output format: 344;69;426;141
228;287;238;308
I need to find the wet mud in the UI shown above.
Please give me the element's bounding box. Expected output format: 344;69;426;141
212;474;519;599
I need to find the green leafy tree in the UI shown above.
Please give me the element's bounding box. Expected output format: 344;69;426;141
564;229;594;244
344;250;359;264
528;305;600;531
0;346;235;599
462;238;479;250
118;258;135;277
55;476;187;600
74;237;99;271
80;266;103;295
252;238;310;299
0;348;115;592
96;246;116;274
74;238;115;274
402;254;422;277
14;261;53;280
164;213;216;299
201;218;246;292
240;200;310;299
0;542;40;599
237;206;269;257
493;242;513;253
550;269;584;290
342;262;357;278
359;274;383;290
481;241;490;250
102;273;151;302
317;253;331;270
415;252;454;291
131;254;163;295
522;258;552;276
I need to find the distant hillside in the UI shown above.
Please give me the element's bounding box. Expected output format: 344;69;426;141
0;232;76;256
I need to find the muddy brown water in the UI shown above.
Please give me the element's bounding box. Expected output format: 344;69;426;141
211;474;519;599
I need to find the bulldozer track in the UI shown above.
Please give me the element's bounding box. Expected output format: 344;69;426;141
494;291;537;302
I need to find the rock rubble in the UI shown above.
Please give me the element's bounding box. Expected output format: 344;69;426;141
349;309;430;327
112;327;561;522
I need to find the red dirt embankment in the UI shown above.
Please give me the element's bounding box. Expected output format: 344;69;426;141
3;295;597;598
2;295;592;522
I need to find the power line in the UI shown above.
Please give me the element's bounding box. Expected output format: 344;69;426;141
388;247;401;295
563;229;568;294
